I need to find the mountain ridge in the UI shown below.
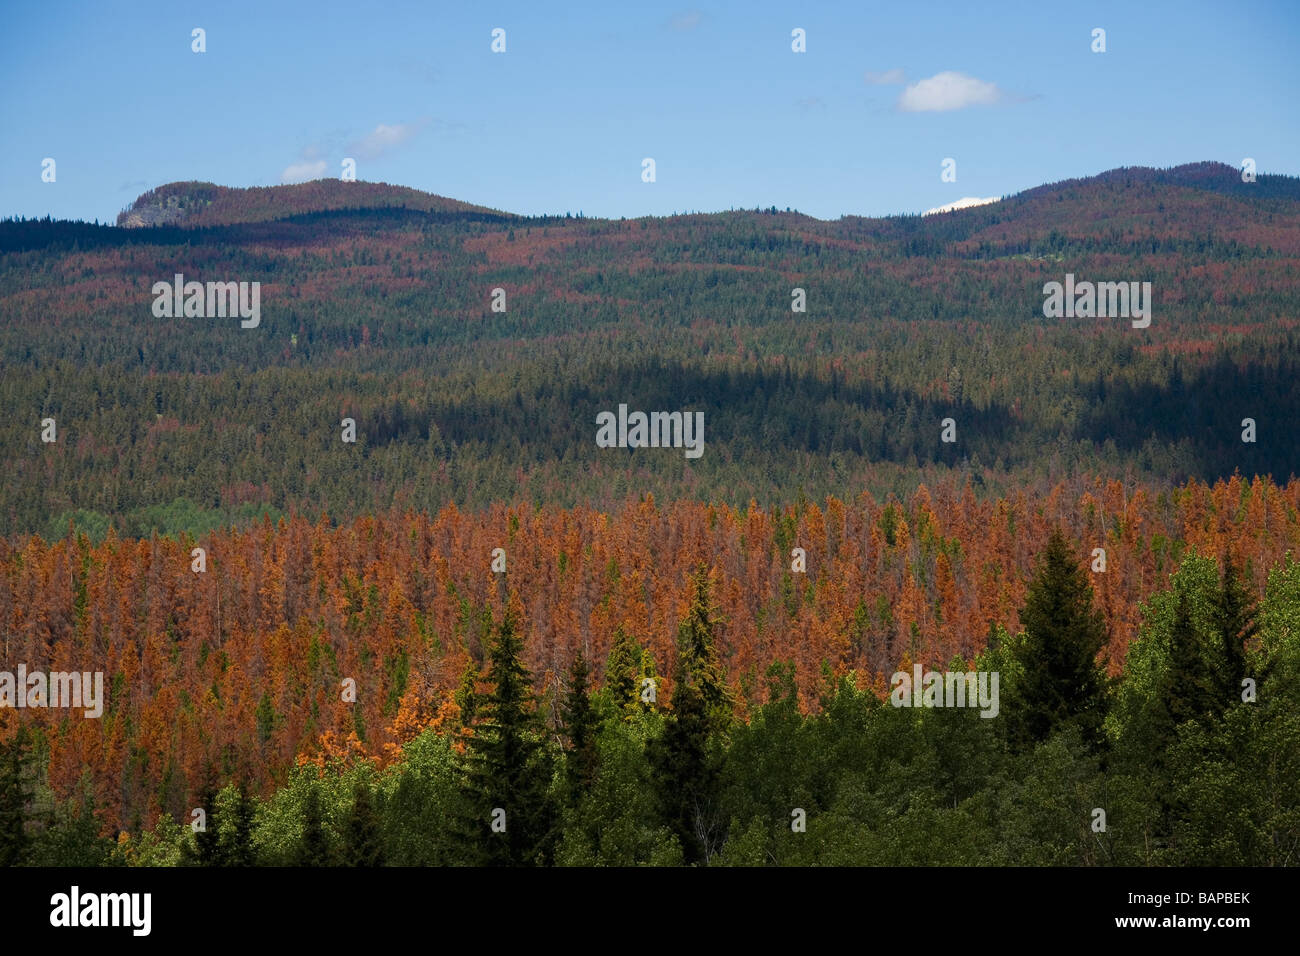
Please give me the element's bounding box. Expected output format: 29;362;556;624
113;161;1300;230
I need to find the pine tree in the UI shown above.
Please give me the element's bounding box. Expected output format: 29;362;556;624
460;606;556;866
344;780;384;866
561;651;599;803
1007;529;1110;751
0;726;35;866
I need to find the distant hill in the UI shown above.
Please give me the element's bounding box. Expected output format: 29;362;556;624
116;179;510;228
1024;161;1300;202
836;161;1300;257
3;160;1300;538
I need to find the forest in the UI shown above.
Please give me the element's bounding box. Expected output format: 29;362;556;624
1;522;1296;866
2;162;1300;538
1;161;1299;865
0;477;1299;864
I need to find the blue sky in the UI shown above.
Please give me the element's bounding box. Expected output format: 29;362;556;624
2;0;1297;223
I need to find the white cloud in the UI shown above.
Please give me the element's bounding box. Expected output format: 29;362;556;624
864;68;905;85
348;121;425;161
280;160;328;184
898;71;1003;112
922;196;1000;216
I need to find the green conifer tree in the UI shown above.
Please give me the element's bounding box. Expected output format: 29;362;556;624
1007;529;1110;751
1210;552;1257;715
649;569;730;864
217;780;258;866
675;568;734;736
650;652;723;864
182;767;222;866
453;659;481;732
0;726;35;866
1167;590;1217;728
561;651;599;803
604;627;641;717
460;606;556;866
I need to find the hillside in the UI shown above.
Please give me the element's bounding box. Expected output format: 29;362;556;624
1;161;1299;540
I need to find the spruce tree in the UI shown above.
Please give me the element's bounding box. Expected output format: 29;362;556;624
1008;529;1110;751
1210;553;1257;715
675;568;734;736
648;569;730;864
460;606;556;866
453;659;481;732
1147;590;1213;834
0;726;35;867
561;651;599;803
1167;590;1217;728
650;651;719;864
